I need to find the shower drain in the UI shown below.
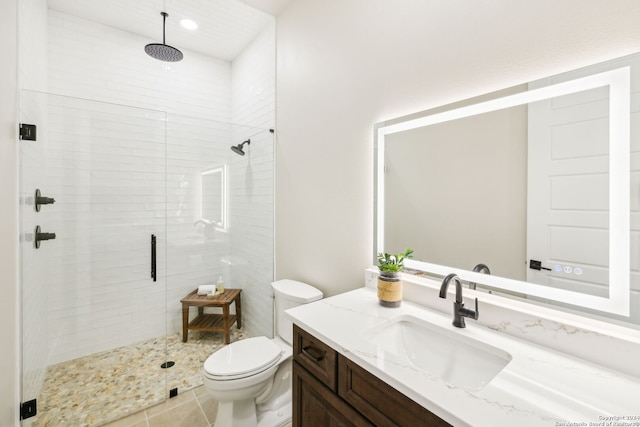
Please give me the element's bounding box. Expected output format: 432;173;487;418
160;361;175;369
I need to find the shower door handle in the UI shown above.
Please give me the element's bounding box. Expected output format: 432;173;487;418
151;234;157;282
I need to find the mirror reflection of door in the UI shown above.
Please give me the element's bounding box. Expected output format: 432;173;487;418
527;52;640;316
527;87;610;297
202;166;226;230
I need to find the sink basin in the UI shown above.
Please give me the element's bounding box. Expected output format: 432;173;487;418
361;314;512;391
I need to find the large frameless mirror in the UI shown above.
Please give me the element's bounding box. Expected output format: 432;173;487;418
374;52;640;323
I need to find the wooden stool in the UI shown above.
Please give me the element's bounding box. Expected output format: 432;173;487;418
180;288;242;344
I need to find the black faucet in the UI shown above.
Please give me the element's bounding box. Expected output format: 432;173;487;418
468;263;491;290
439;273;479;328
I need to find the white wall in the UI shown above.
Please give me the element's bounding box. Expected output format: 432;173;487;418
275;0;640;296
0;0;18;424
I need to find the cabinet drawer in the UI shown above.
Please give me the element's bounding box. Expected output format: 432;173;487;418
338;355;451;427
293;324;337;391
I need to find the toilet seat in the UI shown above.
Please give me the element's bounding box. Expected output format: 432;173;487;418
204;336;283;381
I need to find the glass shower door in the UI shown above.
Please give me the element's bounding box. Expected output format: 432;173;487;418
20;91;168;426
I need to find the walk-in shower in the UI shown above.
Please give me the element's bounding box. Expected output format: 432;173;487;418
19;0;275;424
19;90;274;426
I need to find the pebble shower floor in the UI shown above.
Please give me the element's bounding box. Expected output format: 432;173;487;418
29;329;246;427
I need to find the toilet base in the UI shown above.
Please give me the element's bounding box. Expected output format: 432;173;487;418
216;399;258;427
257;401;292;427
214;398;291;427
207;363;292;427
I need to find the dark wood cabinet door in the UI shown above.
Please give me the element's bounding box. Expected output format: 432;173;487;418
293;361;372;427
338;355;451;427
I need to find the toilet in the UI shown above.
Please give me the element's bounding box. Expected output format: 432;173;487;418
202;279;323;427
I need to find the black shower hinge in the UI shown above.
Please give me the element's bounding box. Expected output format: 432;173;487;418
19;123;37;141
169;388;178;398
20;399;37;420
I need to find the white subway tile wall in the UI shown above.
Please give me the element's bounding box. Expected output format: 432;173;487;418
165;116;235;337
230;24;276;339
19;7;275;373
44;97;168;364
47;10;232;121
232;24;277;128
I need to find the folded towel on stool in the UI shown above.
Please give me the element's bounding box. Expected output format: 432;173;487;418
197;284;215;295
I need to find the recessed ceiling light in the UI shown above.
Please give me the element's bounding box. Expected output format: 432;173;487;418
180;19;198;31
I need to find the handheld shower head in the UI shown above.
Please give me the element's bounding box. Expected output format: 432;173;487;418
231;139;250;156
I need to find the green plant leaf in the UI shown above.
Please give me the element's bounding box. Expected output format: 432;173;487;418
377;248;413;272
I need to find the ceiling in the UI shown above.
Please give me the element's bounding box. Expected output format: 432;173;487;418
46;0;288;61
238;0;293;16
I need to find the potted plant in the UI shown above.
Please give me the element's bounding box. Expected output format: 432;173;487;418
377;248;413;307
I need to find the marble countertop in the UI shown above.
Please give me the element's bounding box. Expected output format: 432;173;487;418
286;287;640;427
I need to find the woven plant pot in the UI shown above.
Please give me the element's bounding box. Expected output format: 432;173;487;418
377;271;402;307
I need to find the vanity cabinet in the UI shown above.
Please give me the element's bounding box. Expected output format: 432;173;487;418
292;325;451;427
293;360;371;427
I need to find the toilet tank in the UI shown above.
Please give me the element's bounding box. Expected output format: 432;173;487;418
271;279;323;345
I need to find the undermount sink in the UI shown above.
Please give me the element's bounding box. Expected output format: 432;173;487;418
361;314;512;391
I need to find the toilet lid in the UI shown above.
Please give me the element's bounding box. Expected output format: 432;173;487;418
204;336;282;379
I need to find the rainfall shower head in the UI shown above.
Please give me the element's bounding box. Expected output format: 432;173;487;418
231;139;251;156
145;12;183;62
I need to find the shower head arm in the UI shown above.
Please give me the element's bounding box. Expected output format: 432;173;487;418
161;12;168;45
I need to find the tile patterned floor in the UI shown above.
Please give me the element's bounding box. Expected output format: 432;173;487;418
102;386;216;427
29;329;246;427
101;386;293;427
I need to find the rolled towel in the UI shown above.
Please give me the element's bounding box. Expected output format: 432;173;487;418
198;284;215;295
